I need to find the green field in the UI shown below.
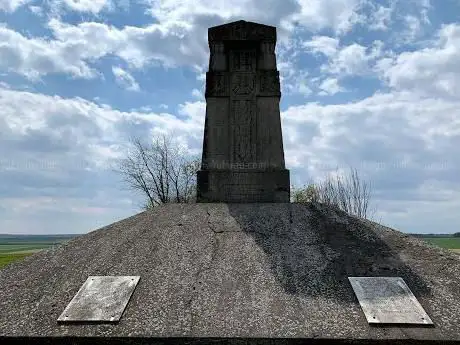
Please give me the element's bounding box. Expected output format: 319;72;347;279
422;237;460;249
0;243;59;253
0;235;78;269
0;253;34;268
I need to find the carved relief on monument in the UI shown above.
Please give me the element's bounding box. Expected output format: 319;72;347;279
259;70;281;96
232;100;255;162
231;73;256;96
230;50;256;71
230;49;257;96
205;72;229;97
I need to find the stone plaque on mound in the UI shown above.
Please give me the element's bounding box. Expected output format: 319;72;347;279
58;276;140;322
349;277;433;325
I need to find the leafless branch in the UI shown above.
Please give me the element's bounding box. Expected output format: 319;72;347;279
292;167;373;219
113;134;200;210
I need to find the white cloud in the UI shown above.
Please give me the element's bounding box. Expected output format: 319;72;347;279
318;78;344;95
0;86;207;233
62;0;110;13
283;90;460;171
0;18;209;80
304;36;385;77
327;43;373;75
403;15;422;42
368;4;393;31
0;87;204;171
303;36;339;57
134;105;153;112
178;100;205;125
112;66;140;92
0;0;379;81
143;0;367;38
282;89;460;233
0;0;31;12
381;23;460;99
43;0;370;77
144;0;365;36
49;18;209;69
144;0;300;40
278;61;312;96
0;25;97;80
191;88;203;99
293;0;363;34
28;5;43;16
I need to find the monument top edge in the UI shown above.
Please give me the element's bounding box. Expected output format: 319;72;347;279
208;20;277;42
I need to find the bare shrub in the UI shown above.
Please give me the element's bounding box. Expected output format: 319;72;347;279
114;134;200;210
292;168;373;219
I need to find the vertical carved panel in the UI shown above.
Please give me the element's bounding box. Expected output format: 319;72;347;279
229;48;257;164
232;100;255;162
206;72;228;97
259;71;281;96
206;98;229;169
258;42;276;70
209;42;226;71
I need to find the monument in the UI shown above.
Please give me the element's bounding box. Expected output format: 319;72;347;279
0;20;460;345
197;20;290;203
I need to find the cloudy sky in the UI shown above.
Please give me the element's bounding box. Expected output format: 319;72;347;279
0;0;459;234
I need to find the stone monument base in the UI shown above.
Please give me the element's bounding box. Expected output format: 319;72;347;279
196;169;290;202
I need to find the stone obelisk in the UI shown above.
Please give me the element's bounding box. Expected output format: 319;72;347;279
196;20;290;203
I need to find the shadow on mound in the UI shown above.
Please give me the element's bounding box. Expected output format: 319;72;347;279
227;202;432;304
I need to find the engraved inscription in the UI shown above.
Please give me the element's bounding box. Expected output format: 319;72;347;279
231;50;256;71
232;100;255;162
223;184;264;201
232;73;255;96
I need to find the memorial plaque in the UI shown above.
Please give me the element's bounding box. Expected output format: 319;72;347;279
348;277;433;325
58;276;140;322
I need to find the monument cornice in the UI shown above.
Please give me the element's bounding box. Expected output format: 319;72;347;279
208;20;277;43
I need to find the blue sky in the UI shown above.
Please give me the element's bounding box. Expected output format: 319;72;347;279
0;0;459;234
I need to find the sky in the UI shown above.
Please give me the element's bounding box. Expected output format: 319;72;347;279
0;0;459;235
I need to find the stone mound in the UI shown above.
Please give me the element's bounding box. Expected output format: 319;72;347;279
0;202;459;344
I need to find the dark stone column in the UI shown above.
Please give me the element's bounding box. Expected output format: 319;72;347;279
197;20;290;203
